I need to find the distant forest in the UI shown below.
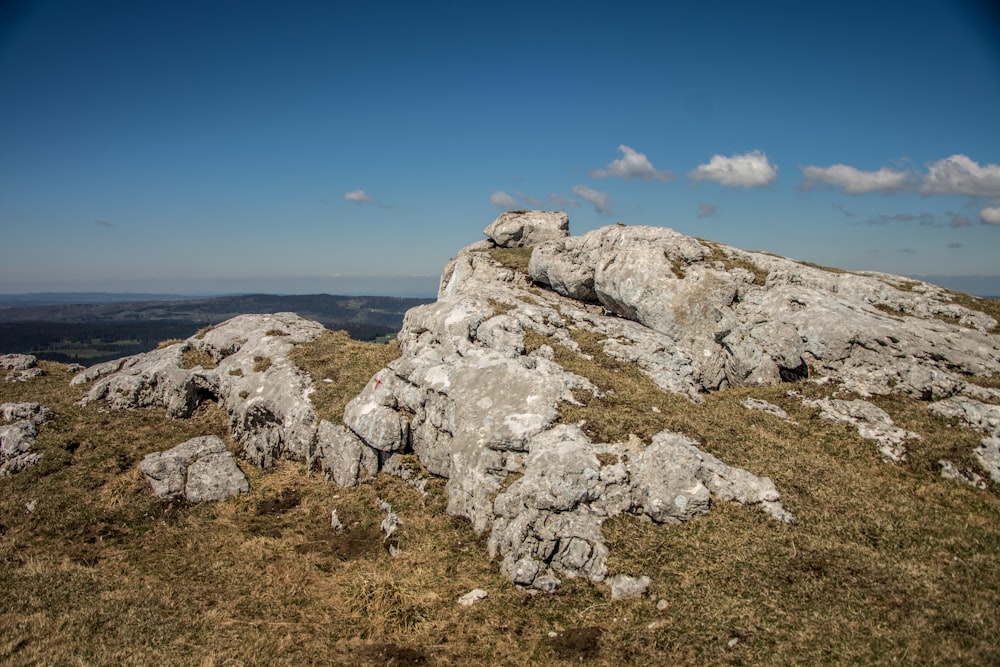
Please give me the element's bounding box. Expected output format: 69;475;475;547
0;293;433;366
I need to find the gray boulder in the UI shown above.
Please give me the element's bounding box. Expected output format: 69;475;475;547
0;402;52;476
73;312;381;484
2;354;43;382
929;397;1000;483
140;435;249;503
484;210;569;248
1;354;38;371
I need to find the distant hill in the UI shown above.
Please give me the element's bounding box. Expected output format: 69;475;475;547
0;293;433;365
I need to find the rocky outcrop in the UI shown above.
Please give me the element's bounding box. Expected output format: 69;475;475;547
483;210;569;248
141;435;249;503
1;401;53;476
529;225;998;398
73;313;378;485
65;211;1000;591
2;354;43;382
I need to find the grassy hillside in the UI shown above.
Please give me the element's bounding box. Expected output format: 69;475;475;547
2;332;999;665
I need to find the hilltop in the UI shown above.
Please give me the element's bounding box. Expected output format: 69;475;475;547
1;212;999;665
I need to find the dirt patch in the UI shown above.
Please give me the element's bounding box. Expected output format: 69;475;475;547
548;626;602;660
255;488;301;515
360;642;428;666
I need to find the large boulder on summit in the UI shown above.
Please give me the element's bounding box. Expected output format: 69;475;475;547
484;210;569;248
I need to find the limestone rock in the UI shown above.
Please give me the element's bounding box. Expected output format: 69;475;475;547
484;210;569;248
608;574;651;600
530;224;999;397
1;354;37;371
140;435;249;503
3;354;43;382
800;396;918;463
73;313;380;481
929;397;1000;483
0;401;52;476
741;397;792;421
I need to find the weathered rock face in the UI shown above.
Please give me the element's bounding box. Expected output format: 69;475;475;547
483;210;569;248
1;401;53;476
342;214;998;589
73;313;377;485
140;435;249;503
529;224;999;398
2;354;43;382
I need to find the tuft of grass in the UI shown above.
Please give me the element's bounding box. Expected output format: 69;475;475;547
488;246;534;275
156;339;184;350
288;330;401;424
265;329;289;337
181;346;216;370
526;327;693;444
252;356;273;373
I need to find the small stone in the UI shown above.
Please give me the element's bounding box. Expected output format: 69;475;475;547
656;599;668;611
608;574;651;600
457;589;488;606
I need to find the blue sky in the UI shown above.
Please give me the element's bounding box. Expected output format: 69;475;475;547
1;0;999;297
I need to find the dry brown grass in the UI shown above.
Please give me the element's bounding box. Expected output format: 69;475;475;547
488;246;533;275
2;334;1000;665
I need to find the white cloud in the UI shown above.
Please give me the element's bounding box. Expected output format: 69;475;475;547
800;164;911;194
517;192;546;208
344;189;373;203
489;190;519;208
689;150;777;187
548;193;578;210
591;145;673;181
696;202;716;219
572;184;612;215
980;206;1000;225
921;155;1000;197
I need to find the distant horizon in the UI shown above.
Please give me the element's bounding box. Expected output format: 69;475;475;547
1;271;998;300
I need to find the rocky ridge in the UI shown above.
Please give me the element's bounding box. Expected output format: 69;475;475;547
64;212;1000;591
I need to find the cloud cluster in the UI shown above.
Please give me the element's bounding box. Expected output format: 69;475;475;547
980;207;1000;225
921;155;1000;197
591;145;673;181
689;150;778;187
489;191;519;209
800;164;911;194
486;149;999;230
344;189;373;203
572;185;612;215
